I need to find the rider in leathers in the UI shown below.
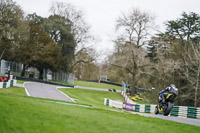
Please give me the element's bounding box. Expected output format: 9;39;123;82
158;84;178;109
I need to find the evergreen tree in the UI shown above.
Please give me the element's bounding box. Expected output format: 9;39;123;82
146;40;158;63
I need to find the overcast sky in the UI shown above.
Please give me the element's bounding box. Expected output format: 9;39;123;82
16;0;200;57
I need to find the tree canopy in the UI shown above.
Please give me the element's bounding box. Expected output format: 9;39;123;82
0;0;95;80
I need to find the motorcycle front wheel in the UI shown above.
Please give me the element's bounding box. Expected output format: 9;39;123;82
163;102;173;116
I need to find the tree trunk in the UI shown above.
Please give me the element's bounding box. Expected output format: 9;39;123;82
21;64;26;77
131;80;137;96
0;49;6;60
130;73;138;96
39;69;44;80
194;63;200;107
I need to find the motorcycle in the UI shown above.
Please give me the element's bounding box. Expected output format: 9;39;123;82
154;93;176;116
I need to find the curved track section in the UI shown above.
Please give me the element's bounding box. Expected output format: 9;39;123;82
24;82;75;102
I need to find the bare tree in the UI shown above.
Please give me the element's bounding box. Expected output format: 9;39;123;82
181;43;200;107
50;1;91;49
110;8;155;95
73;47;99;80
111;41;151;96
116;8;155;48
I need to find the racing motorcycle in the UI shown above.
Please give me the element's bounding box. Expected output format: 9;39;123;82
154;93;176;116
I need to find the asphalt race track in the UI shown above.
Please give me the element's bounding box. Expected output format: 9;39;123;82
23;82;75;102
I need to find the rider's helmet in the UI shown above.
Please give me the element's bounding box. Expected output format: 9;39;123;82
170;84;176;88
170;84;178;95
170;84;178;90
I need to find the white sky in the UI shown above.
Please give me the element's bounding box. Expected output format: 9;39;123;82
16;0;200;57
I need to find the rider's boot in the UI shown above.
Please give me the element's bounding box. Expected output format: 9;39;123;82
158;98;165;111
159;103;162;109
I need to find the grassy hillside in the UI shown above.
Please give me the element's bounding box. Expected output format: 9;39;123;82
0;86;199;133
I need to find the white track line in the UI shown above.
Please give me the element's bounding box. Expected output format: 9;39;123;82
23;82;31;96
56;87;76;103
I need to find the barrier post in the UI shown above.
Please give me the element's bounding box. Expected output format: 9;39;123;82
3;82;7;88
187;107;197;118
170;106;179;117
10;80;13;87
145;105;151;113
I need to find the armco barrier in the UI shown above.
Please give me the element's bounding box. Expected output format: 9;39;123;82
104;98;200;119
112;100;123;109
121;91;136;104
134;104;156;113
0;80;17;88
104;98;123;109
170;106;179;117
178;106;187;118
125;103;134;111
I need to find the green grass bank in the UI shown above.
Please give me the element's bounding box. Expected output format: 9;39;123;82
0;86;199;133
